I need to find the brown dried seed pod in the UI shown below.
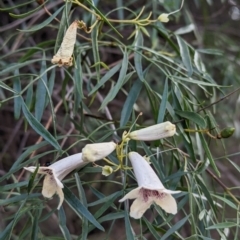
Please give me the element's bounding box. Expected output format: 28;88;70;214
52;20;78;67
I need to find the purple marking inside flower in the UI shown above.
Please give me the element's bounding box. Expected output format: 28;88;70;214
140;188;166;202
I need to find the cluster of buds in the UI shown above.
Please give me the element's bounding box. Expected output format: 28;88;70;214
24;121;179;218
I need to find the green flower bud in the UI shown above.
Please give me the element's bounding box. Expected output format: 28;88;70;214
219;127;235;138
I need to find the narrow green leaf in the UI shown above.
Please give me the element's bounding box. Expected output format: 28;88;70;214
10;141;49;171
161;215;190;240
143;217;160;239
58;207;72;240
75;173;88;240
97;212;125;223
13;69;22;119
19;6;64;32
134;30;144;82
0;220;14;240
176;35;193;77
25;78;33;109
9;1;48;19
157;78;168;123
0;0;35;11
27;164;39;194
120;78;143;127
206;222;236;230
100;50;128;109
124;210;135;240
74;54;84;99
196;176;217;213
0;193;41;206
35;53;47;121
19;41;55;63
63;185;104;232
212;194;237;210
93;192;121;220
89;63;121;95
91;10;101;81
0;80;16;93
31;209;41;240
199;132;220;176
175;110;206;128
45;68;55;107
0;59;41;76
21;99;61;150
0;181;28;192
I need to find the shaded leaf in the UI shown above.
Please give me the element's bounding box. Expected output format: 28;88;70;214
206;222;236;230
63;185;104;232
176;35;193;76
21;99;61;150
13;69;21;119
19;6;64;32
175;110;206;128
9;0;48;19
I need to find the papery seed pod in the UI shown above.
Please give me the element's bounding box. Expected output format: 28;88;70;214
51;20;78;67
129;121;176;141
82;142;117;162
218;127;235;139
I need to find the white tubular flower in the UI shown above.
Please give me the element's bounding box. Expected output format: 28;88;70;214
82;142;116;162
119;152;180;219
51;20;78;67
128;121;176;141
24;153;86;209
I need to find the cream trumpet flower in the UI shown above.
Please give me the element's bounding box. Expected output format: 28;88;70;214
82;142;117;162
128;121;176;141
24;153;87;209
119;152;180;219
51;20;78;67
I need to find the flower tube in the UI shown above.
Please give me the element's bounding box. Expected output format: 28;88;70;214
25;153;86;209
128;121;176;141
119;152;180;219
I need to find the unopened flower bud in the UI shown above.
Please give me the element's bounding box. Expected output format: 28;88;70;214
102;165;113;176
129;121;176;141
82;142;116;162
158;13;170;22
218;127;235;139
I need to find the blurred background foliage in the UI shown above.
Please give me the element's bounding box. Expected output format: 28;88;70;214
0;0;240;239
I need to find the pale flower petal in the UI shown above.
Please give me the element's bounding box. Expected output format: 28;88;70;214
82;142;116;162
42;173;61;199
119;187;141;202
130;197;152;219
154;193;178;214
129;121;176;141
